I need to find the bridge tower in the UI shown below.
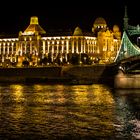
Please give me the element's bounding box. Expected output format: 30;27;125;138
123;6;129;31
114;6;140;62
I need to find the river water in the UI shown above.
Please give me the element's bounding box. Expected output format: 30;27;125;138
0;84;139;140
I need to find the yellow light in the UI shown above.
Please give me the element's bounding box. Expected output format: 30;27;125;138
10;84;24;102
30;16;39;25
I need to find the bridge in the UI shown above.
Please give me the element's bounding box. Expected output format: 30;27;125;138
114;31;140;62
114;6;140;63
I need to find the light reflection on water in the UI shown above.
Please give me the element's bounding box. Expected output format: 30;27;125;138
113;89;140;139
0;84;139;139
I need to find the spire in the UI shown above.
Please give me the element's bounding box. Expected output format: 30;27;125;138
123;6;129;30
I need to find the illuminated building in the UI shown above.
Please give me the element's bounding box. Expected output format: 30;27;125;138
0;16;121;67
92;17;121;62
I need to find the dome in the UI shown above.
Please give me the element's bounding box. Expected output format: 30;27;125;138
113;25;120;32
73;26;83;36
94;17;107;26
24;16;46;35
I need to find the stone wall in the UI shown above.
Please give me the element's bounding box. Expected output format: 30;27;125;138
0;64;116;84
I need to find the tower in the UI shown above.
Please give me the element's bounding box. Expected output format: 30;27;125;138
123;6;129;30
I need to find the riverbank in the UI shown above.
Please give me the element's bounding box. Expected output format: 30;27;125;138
0;64;117;85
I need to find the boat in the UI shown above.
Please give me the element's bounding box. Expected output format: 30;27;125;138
114;62;140;88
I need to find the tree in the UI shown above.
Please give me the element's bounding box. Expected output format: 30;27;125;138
40;57;48;65
22;60;29;67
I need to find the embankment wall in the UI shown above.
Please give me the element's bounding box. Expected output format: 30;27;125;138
0;64;117;84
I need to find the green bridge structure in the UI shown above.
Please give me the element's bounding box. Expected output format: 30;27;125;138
114;6;140;63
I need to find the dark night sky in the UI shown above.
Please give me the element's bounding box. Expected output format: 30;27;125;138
0;0;139;34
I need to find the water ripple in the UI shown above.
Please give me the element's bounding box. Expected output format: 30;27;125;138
0;84;139;139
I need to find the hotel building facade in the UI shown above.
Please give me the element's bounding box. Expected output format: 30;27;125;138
0;16;121;67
